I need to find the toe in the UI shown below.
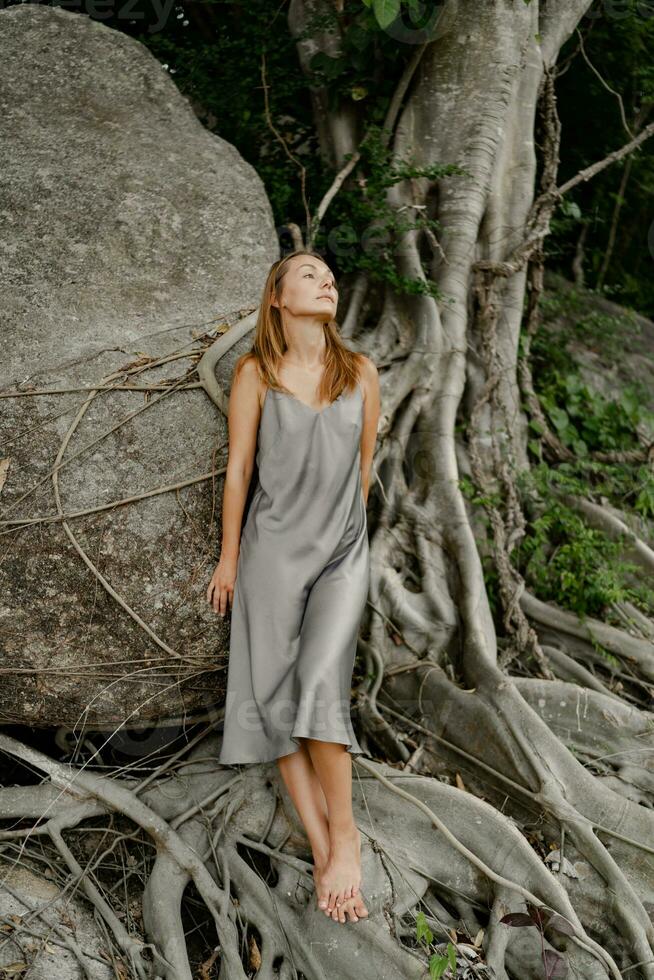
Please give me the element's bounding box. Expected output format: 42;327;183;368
353;895;368;917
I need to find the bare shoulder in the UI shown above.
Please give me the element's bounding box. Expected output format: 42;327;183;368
232;353;265;409
233;352;257;383
356;354;379;401
357;354;379;382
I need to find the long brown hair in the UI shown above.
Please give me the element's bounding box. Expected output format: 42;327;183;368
235;250;365;405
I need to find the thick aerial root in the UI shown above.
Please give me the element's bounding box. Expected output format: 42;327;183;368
514;677;654;802
0;862;115;979
377;659;654;976
540;643;625;699
0;732;247;978
520;590;654;684
1;717;637;979
559;494;654;577
352;759;619;978
142;819;212;979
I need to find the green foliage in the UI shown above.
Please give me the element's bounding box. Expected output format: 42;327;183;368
365;0;437;31
286;1;435;119
313;124;466;299
414;911;459;978
458;474;503;511
90;0;653;313
41;0;446;281
513;285;654;620
514;470;647;617
538;373;647;458
551;2;654;315
464;278;654;622
568;308;641;358
366;0;400;30
109;0;463;300
530;290;654;466
537;285;643;358
548;198;583;254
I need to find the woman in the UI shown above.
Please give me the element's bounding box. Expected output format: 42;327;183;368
206;250;380;926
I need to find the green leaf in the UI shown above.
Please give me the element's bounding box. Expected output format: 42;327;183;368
564;373;583;393
447;942;457;969
549;406;570;432
620;390;639;415
415;911;434;945
559;199;581;220
308;51;347;80
428;953;449;980
373;0;400;29
347;24;372;50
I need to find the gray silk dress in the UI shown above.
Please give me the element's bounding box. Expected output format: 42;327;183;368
217;377;369;765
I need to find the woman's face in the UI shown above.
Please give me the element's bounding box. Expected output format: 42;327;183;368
273;255;338;319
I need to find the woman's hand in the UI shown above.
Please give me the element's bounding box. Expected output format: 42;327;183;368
206;556;238;618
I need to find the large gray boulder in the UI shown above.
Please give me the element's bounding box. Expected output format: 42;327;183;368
0;5;279;728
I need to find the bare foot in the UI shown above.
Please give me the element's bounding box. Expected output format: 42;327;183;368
313;863;369;923
316;824;361;913
328;891;369;924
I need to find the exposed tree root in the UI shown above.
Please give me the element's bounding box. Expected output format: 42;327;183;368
521;590;654;684
560;493;654;576
0;723;635;979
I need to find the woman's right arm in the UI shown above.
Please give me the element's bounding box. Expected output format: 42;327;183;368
206;357;262;617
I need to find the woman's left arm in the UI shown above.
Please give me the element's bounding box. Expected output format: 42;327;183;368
359;357;380;506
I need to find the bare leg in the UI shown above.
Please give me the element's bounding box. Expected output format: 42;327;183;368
276;739;368;923
302;739;368;920
276;738;330;869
